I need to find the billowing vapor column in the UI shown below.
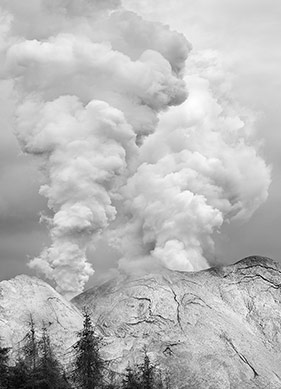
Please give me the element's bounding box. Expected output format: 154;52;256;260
0;0;190;295
112;51;271;272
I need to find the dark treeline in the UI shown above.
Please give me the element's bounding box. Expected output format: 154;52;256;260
0;310;171;389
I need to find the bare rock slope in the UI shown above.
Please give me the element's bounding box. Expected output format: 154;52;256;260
0;274;82;362
1;256;281;388
73;256;281;389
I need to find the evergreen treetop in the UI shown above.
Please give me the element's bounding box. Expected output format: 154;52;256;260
72;308;105;389
0;338;10;389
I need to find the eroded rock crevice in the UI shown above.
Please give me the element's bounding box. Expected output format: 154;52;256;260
170;287;184;332
222;335;259;378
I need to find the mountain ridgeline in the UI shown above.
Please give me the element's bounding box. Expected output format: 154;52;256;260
1;256;281;388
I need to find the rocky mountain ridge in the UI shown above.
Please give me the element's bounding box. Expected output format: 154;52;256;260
1;256;281;388
73;256;281;388
0;274;82;362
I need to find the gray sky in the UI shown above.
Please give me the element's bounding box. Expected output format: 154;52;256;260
0;0;280;289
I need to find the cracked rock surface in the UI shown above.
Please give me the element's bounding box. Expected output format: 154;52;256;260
73;256;281;389
1;256;281;388
0;274;83;363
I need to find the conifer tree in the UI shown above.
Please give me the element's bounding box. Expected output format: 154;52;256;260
9;358;29;389
121;351;170;389
37;325;71;389
122;364;141;389
140;349;155;389
22;314;39;389
72;308;105;389
0;338;10;389
8;319;36;389
7;314;40;389
9;320;72;389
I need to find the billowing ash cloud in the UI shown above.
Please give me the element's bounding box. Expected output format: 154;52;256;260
112;51;271;271
0;1;270;296
0;0;189;296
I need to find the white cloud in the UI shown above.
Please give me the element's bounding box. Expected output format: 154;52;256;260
0;0;274;293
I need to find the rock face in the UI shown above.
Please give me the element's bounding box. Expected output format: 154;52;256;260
1;257;281;388
0;274;82;362
73;256;281;389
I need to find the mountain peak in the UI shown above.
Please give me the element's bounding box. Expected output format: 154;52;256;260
2;256;281;388
72;255;281;388
233;254;280;268
0;273;82;362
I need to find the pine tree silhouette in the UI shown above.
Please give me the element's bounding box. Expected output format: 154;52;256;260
72;308;105;389
37;324;71;389
140;349;155;389
0;338;10;389
122;364;141;389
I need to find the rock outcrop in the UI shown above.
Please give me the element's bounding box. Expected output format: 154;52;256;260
1;256;281;388
73;256;281;389
0;274;82;362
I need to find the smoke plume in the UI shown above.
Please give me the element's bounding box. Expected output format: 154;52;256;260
0;1;270;296
113;51;271;271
